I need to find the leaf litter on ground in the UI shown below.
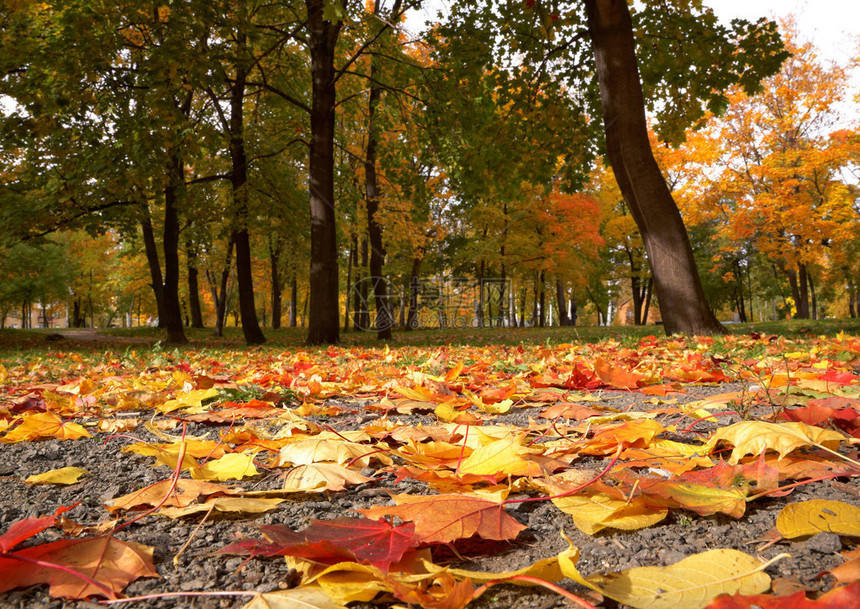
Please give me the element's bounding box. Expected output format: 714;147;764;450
0;332;859;608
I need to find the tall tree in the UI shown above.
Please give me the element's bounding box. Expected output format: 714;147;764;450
431;0;788;335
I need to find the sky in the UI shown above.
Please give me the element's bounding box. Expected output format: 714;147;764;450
405;1;859;66
709;0;858;64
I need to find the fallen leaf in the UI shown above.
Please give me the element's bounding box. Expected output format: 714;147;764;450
106;479;243;511
25;467;90;485
358;493;525;543
1;412;90;443
158;496;285;518
564;548;772;609
278;463;372;492
0;536;157;599
256;518;415;571
776;500;860;538
0;504;78;551
390;572;475;609
547;490;667;534
704;580;860;608
191;452;259;481
241;587;347;609
706;422;845;464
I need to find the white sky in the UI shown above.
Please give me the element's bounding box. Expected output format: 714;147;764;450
710;0;858;64
406;1;859;66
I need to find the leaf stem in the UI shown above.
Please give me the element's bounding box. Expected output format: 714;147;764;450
474;575;598;609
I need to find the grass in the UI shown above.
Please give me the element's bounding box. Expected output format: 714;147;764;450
2;318;860;356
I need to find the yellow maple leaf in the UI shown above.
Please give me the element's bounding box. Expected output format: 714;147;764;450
706;421;846;464
1;412;90;443
547;489;667;535
158;496;284;518
157;388;220;413
191;452;259;482
776;499;860;538
26;466;90;485
457;436;546;478
276;438;391;468
561;546;774;609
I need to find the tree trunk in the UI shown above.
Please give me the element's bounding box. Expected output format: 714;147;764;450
305;0;342;345
797;263;810;319
344;237;354;331
642;276;653;324
269;236;283;330
364;2;396;340
556;279;569;326
406;252;423;331
139;205;166;327
209;237;235;337
538;270;546;327
229;42;266;345
356;237;369;330
290;274;298;327
162;154;188;344
847;275;857;318
585;0;724;336
809;271;817;320
186;239;205;328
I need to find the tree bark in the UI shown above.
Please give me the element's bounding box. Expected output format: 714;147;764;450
290;273;298;327
364;0;397;340
162;154;188;344
305;0;342;345
585;0;725;335
406;251;423;330
556;279;569;326
186;239;205;328
797;263;810;319
228;28;266;345
269;236;283;329
139;205;166;327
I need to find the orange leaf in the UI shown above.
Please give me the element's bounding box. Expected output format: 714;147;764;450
1;412;90;443
593;358;643;390
390;573;475;609
705;580;860;608
0;536;158;599
358;494;525;544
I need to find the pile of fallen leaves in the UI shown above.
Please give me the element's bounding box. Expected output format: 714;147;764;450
1;332;859;608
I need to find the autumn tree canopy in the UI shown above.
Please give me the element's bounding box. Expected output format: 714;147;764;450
1;1;858;339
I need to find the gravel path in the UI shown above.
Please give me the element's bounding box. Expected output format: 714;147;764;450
1;352;858;608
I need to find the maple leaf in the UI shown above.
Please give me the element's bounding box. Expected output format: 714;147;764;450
0;536;158;599
251;517;416;571
25;467;90;485
278;463;372;492
630;457;779;518
776;499;860;538
105;478;243;511
389;572;475;609
358;493;526;544
158;496;285;518
593;357;644;389
241;587;347;609
0;504;78;552
562;547;772;609
539;402;603;420
0;412;90;443
706;421;846;464
704;580;860;608
581;419;664;455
